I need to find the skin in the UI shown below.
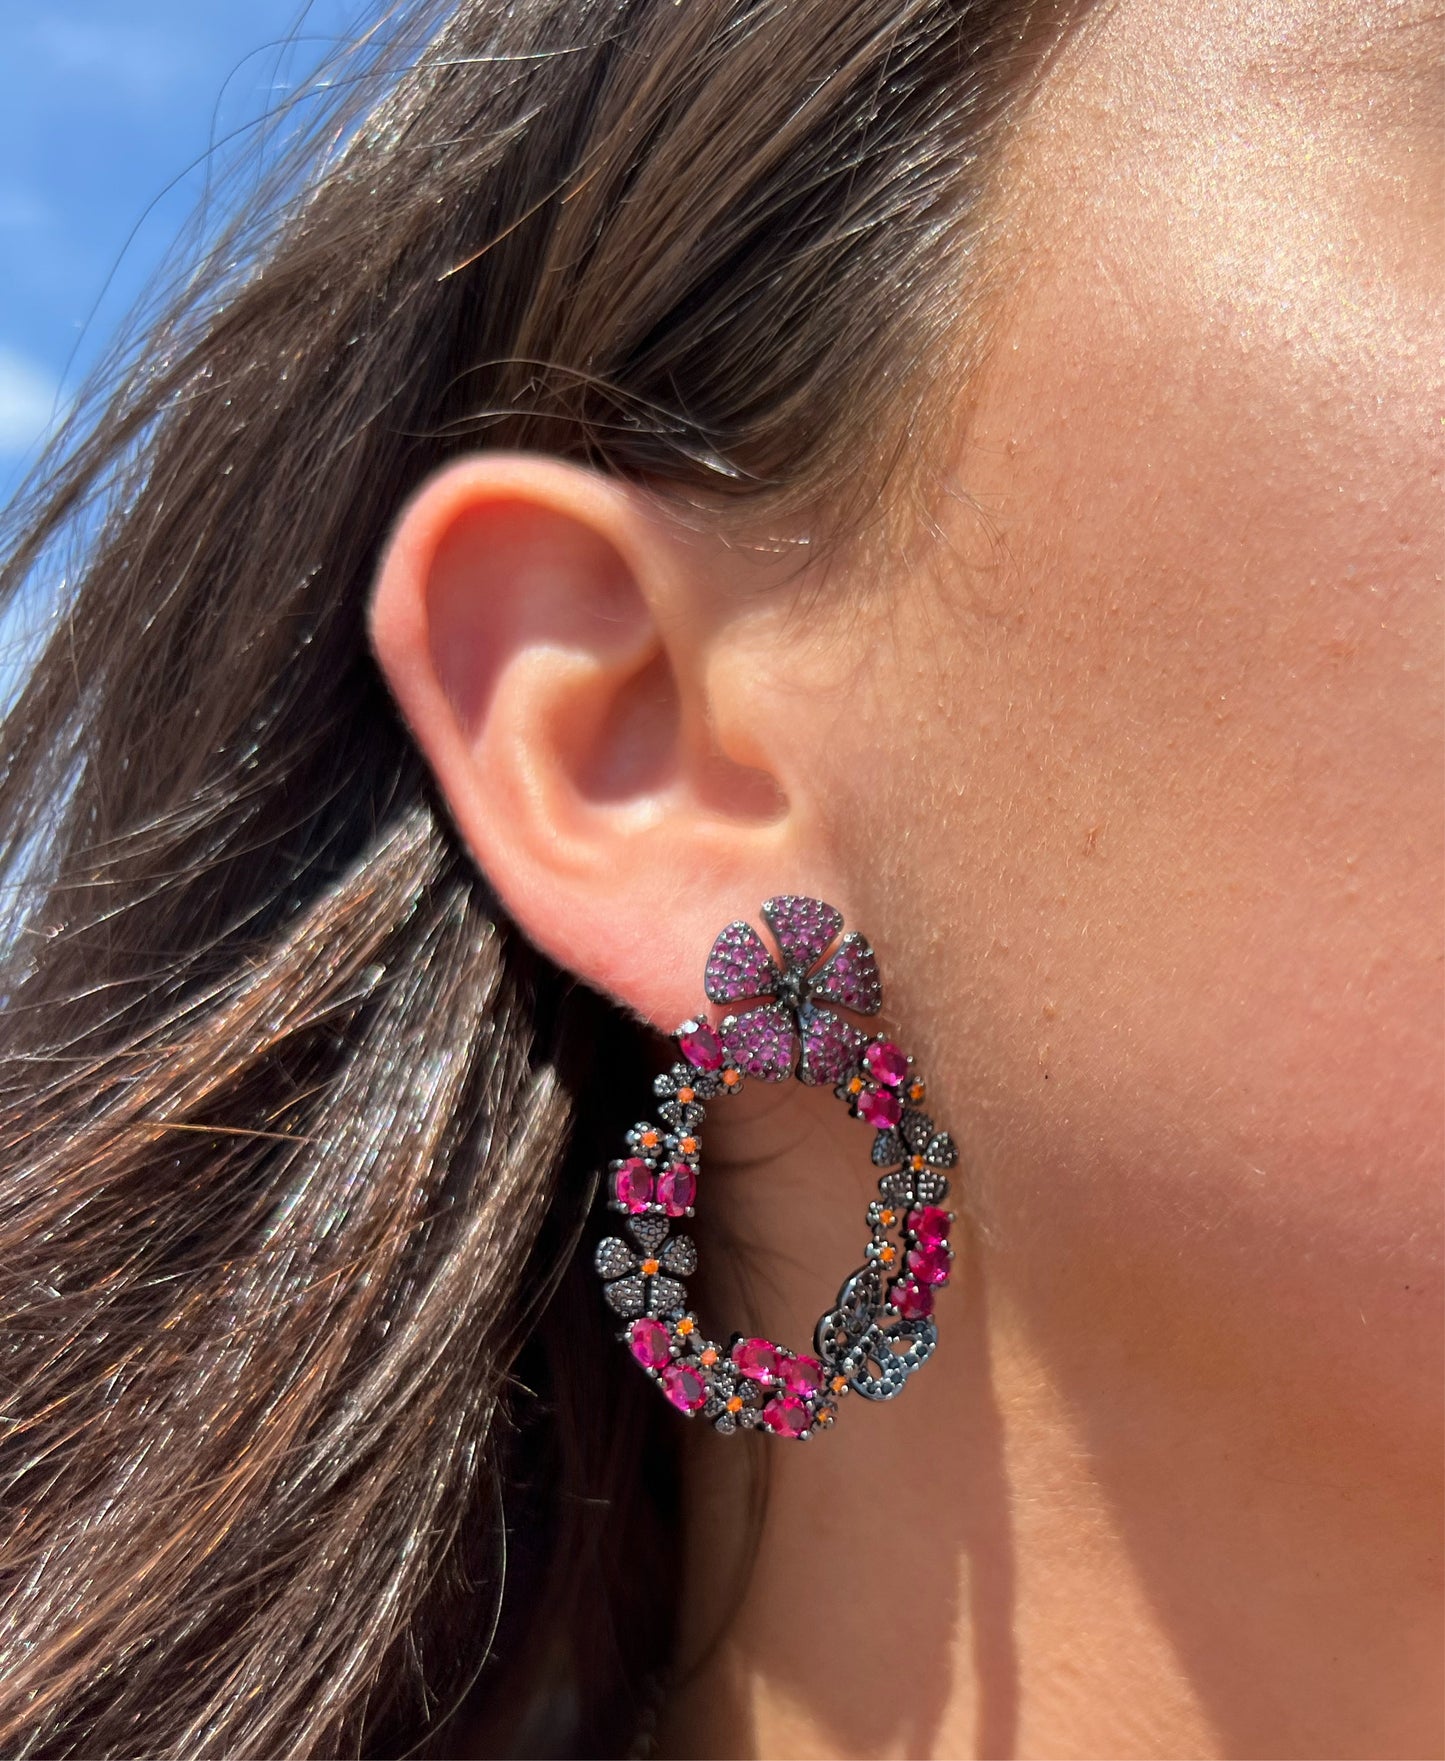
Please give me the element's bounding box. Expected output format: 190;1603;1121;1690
369;0;1444;1753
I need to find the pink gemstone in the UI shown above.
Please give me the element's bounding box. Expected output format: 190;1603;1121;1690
661;1362;708;1412
864;1040;909;1087
907;1205;951;1247
628;1317;672;1371
761;895;842;971
891;1276;934;1320
856;1087;901;1129
780;1354;824;1396
731;1337;781;1383
678;1019;725;1071
800;1008;865;1086
614;1157;653;1212
761;1394;810;1438
721;1003;796;1081
704;922;781;1005
908;1241;953;1286
656;1162;696;1215
810;932;881;1014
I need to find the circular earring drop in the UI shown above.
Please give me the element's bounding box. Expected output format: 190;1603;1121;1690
593;895;958;1440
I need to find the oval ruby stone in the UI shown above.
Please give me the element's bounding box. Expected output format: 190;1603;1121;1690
856;1087;901;1129
906;1205;951;1248
614;1157;653;1212
678;1019;725;1071
863;1040;909;1088
656;1162;697;1216
891;1276;934;1320
629;1317;671;1371
780;1354;823;1396
731;1337;781;1383
761;1394;810;1438
661;1362;708;1412
907;1241;952;1286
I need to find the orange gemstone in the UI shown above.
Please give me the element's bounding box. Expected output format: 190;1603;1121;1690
908;1080;926;1102
676;1316;694;1335
830;1374;848;1394
880;1244;897;1265
911;1154;926;1171
641;1130;659;1148
722;1069;741;1087
726;1395;744;1413
678;1087;695;1104
680;1136;698;1155
880;1208;895;1226
847;1076;864;1095
700;1347;718;1366
641;1257;660;1276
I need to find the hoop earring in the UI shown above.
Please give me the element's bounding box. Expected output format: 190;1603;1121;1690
594;894;957;1440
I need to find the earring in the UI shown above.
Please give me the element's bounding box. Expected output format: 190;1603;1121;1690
594;895;957;1440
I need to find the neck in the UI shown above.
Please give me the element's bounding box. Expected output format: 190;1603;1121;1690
655;1087;1443;1758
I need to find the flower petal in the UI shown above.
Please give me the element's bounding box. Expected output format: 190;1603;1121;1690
704;920;781;1004
901;1109;935;1153
798;1004;866;1087
720;1004;797;1081
660;1235;697;1276
627;1214;669;1253
871;1127;905;1168
808;931;882;1015
655;1064;721;1101
761;895;843;971
925;1131;959;1169
878;1172;915;1210
594;1238;637;1279
647;1274;689;1316
879;1168;951;1210
604;1273;647;1316
658;1098;705;1130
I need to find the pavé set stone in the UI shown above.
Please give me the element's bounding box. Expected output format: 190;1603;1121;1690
593;894;958;1440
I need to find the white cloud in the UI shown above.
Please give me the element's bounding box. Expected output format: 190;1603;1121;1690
0;347;63;456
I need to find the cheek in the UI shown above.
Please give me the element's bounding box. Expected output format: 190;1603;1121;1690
822;81;1443;1458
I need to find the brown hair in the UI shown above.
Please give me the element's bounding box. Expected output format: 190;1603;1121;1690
0;2;1084;1753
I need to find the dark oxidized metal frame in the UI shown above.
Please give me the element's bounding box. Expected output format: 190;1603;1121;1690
593;895;959;1440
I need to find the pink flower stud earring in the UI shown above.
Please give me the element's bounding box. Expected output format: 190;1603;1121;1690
594;895;958;1439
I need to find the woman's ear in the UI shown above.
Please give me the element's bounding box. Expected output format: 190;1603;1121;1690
367;454;806;1027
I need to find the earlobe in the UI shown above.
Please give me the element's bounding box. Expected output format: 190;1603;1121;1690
367;454;802;1028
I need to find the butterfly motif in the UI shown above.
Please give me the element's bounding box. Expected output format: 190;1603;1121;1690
594;1214;697;1318
703;894;883;1086
814;1266;938;1402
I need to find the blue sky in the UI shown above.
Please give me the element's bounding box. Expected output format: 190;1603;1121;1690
0;1;367;506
